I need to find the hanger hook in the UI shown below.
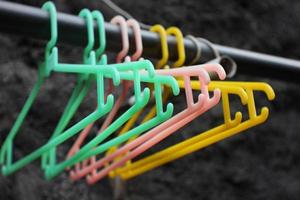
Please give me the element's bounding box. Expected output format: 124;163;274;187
42;1;58;60
126;19;143;61
92;10;106;60
199;64;226;107
186;35;202;65
111;16;129;63
150;25;169;68
166;27;186;68
79;9;95;62
197;37;237;78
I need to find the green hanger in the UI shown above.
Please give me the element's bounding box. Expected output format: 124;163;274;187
0;2;157;176
41;9;106;170
41;9;155;172
0;2;121;176
0;1;57;172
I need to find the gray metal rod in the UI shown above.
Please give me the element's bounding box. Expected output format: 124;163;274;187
0;1;300;81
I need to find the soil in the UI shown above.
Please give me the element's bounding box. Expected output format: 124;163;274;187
0;0;300;199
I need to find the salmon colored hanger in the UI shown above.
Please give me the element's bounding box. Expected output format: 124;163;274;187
103;24;170;180
112;81;275;179
105;25;183;179
104;27;195;181
68;63;226;183
66;16;142;175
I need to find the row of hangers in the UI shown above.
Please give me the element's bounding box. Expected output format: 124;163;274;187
0;1;275;185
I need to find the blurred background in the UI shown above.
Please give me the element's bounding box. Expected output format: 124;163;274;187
0;0;300;199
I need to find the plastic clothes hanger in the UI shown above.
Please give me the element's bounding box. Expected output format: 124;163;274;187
0;3;121;176
70;63;226;184
113;81;275;179
66;17;144;176
198;37;237;78
104;25;178;179
41;9;107;170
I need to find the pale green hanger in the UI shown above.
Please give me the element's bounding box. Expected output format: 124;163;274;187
41;9;107;170
0;2;157;176
0;2;121;176
40;8;155;172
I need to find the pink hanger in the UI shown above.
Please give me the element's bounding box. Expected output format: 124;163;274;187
69;63;225;183
66;16;142;177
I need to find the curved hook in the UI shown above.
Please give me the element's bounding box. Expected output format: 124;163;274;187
251;82;274;122
166;27;186;68
152;75;179;118
111;16;129;63
201;63;225;107
195;69;211;107
186;35;201;65
202;63;226;81
252;82;275;101
101;55;121;86
79;9;95;62
197;37;237;78
126;19;143;61
220;88;243;128
164;76;180;96
150;25;169;68
92;10;106;59
42;1;58;60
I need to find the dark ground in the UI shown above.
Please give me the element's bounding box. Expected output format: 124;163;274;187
0;0;300;199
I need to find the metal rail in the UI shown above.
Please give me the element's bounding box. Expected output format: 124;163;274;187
0;1;300;81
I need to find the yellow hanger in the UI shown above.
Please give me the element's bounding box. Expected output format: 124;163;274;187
111;81;275;179
151;25;169;69
165;26;186;67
